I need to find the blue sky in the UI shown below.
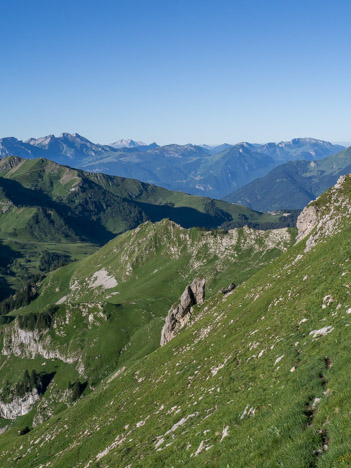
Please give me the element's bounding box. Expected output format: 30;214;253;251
1;0;350;145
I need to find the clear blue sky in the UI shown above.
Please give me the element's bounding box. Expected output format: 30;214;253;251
1;0;350;145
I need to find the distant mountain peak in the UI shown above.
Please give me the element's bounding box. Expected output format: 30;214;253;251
110;139;147;149
277;137;333;147
26;134;55;145
58;132;92;142
0;137;21;143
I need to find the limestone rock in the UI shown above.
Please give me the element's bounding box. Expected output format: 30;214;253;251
0;389;39;420
160;278;205;346
2;318;84;375
296;174;351;252
334;174;347;189
296;204;318;243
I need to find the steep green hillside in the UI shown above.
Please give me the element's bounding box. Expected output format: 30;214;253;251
224;146;351;211
0;156;290;299
0;176;349;466
0;219;294;430
0;156;293;233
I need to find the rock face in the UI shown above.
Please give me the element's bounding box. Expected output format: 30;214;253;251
296;205;318;242
296;204;318;244
296;174;351;252
2;319;84;375
160;278;205;346
0;389;39;420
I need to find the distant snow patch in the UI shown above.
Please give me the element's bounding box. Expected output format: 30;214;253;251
89;269;118;289
164;412;198;436
292;254;303;265
96;434;126;461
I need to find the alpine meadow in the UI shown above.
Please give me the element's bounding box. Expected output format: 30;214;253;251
1;1;351;467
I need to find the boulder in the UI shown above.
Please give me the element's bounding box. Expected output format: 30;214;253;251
160;278;205;346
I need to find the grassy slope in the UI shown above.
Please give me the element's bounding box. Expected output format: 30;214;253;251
0;220;294;427
0;178;350;466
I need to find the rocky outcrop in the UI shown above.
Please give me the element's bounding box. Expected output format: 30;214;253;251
0;389;39;420
2;320;84;375
296;205;318;244
296;175;351;252
160;278;205;346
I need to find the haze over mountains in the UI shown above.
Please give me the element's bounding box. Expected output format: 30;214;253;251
0;133;344;200
225;146;351;211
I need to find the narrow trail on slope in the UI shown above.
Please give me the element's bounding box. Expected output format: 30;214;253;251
304;356;331;467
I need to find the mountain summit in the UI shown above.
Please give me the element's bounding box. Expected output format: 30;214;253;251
110;138;148;148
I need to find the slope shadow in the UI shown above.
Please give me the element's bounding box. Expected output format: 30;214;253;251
38;371;56;395
134;201;230;229
0;177;114;245
0;240;21;300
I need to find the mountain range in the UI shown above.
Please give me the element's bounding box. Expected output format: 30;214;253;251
0;134;344;199
0;166;350;465
225;146;351;211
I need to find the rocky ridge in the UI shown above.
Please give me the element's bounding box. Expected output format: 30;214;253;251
296;174;351;251
61;220;293;304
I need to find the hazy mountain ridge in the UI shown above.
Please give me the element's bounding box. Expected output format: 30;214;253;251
225;145;351;211
256;137;344;162
0;134;343;199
